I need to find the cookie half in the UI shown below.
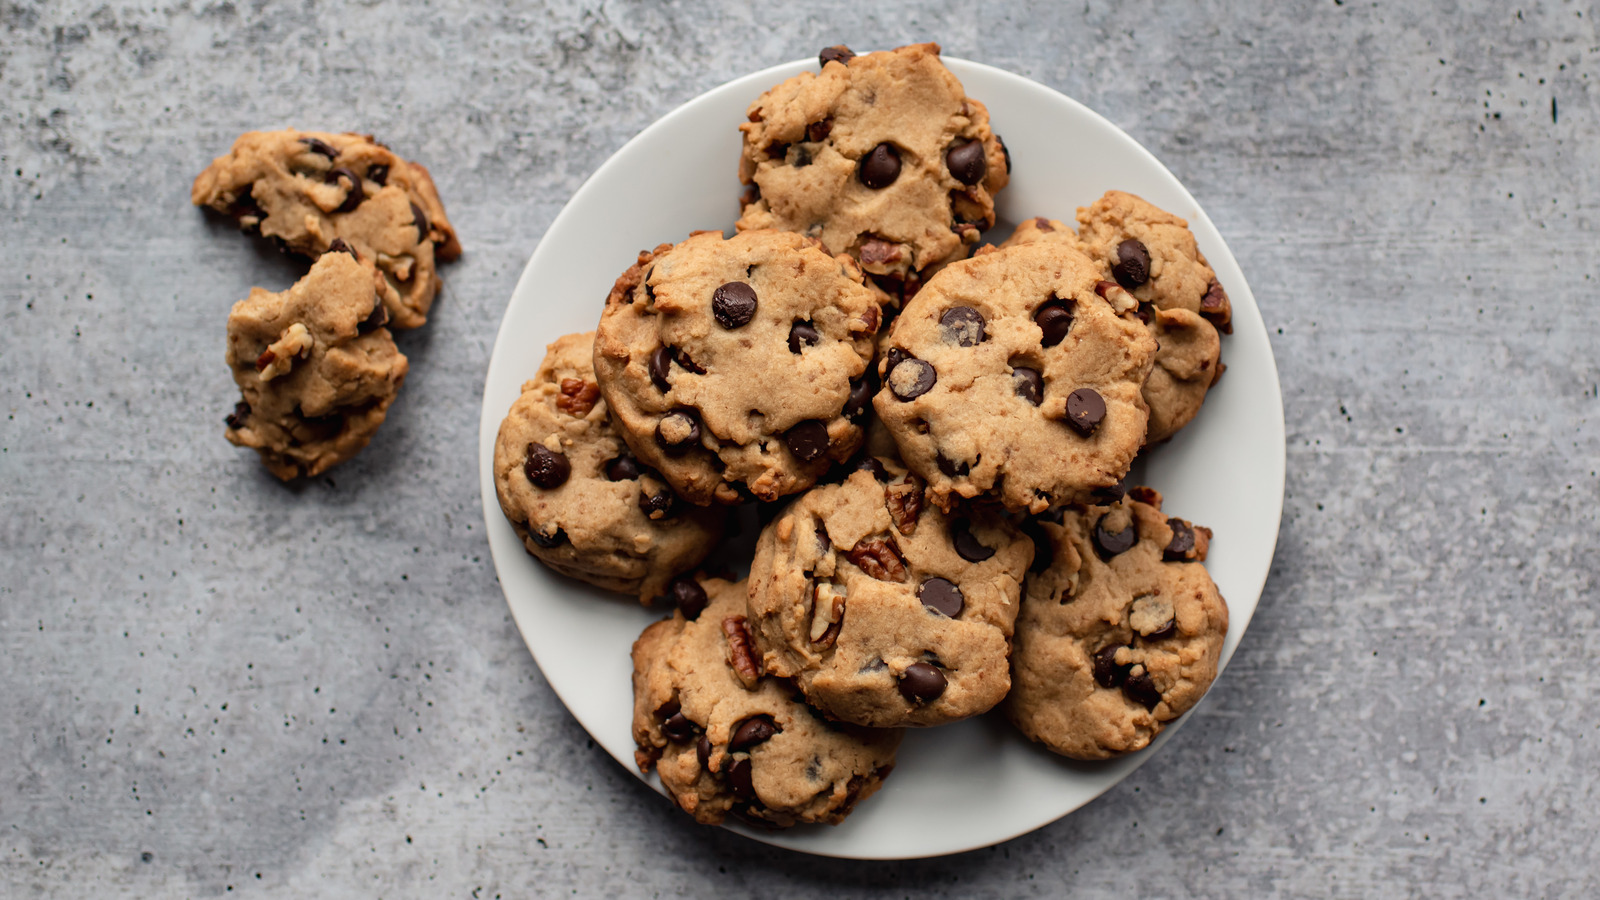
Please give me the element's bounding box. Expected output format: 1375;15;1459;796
593;229;884;505
736;42;1010;301
193;129;460;329
747;459;1030;727
631;577;900;826
872;239;1156;513
223;251;407;480
1007;487;1228;760
493;332;724;602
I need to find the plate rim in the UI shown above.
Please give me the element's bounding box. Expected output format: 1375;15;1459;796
477;54;1286;860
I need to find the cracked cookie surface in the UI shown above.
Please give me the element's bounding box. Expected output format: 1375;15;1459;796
746;460;1030;727
193;128;460;329
631;576;900;826
1007;487;1228;760
224;251;408;480
736;42;1009;301
872;239;1156;513
593;229;884;505
493;332;724;602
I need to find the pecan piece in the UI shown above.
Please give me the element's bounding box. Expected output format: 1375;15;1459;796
722;615;761;690
846;535;907;583
885;475;925;536
858;238;904;268
556;378;601;417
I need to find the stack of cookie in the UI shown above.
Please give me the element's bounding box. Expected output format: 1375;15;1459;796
493;43;1234;828
194;130;460;479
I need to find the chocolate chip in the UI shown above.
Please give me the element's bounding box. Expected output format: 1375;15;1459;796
784;420;830;463
638;484;674;518
1035;300;1074;347
668;577;708;620
918;578;964;618
819;45;855;67
936;454;969;478
1093;474;1129;503
225;401;251;429
858;143;901;190
661;710;696;742
728;757;755;800
409;202;431;243
1066;388;1106;436
328;237;358;261
945;139;987;186
1092;645;1129;688
529;527;566;549
939;306;987;346
855;456;889;482
952;522;995;562
655;409;701;454
807;117;833;142
884;347;909;376
888;358;936;401
730;715;780;752
1123;670;1161;710
673;348;706;374
787;320;820;353
1012;366;1042;405
697;734;713;770
605;453;641;481
793;147;813;167
298;136;338;159
367;164;389;186
898;663;947;704
1093;515;1137;558
1164;517;1196;561
325;167;363;213
1113;239;1151;290
648;346;673;392
524;443;571;489
843;377;872;421
1022;520;1053;574
357;299;390;334
712;281;758;329
1143;618;1177;641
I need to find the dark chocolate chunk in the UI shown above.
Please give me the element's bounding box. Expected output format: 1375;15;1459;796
898;663;947;704
655;409;701;454
858;143;901;189
918;578;964;618
225;401;251;430
1066;388;1106;436
524;443;571;489
357;298;389;334
729;715;780;752
787;320;820;354
784;420;830;463
1123;670;1162;710
945;139;987;186
366;163;389;186
298;136;339;159
1164;517;1196;561
728;757;755;800
669;577;708;621
638;484;674;518
819;45;856;67
888;358;936;401
843;377;872;421
1093;515;1138;558
661;710;696;743
649;346;673;392
939;306;987;347
409;202;431;243
712;281;758;329
936;454;969;478
605;453;642;482
1113;239;1151;290
529;527;565;549
1012;366;1042;405
325;167;363;213
328;237;358;260
697;735;713;770
854;456;889;482
1092;645;1129;688
1035;300;1074;347
952;522;995;562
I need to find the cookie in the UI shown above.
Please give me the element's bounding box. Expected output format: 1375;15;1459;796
746;459;1031;727
631;576;901;826
593;229;884;506
193;129;461;330
736;42;1010;301
871;239;1157;514
223;250;408;480
1007;487;1228;760
1074;192;1230;443
493;332;725;601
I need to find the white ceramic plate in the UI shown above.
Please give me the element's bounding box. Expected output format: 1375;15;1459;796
478;56;1284;860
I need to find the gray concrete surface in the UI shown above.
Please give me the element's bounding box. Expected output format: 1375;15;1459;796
3;1;1598;896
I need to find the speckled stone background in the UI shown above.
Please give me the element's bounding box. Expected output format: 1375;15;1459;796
3;1;1597;896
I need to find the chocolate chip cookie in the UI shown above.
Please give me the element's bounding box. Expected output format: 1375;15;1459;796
1007;487;1228;760
193;129;461;330
872;239;1157;514
746;458;1031;727
224;250;408;480
493;332;725;602
631;576;901;826
593;229;884;506
736;42;1010;301
1074;192;1230;443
